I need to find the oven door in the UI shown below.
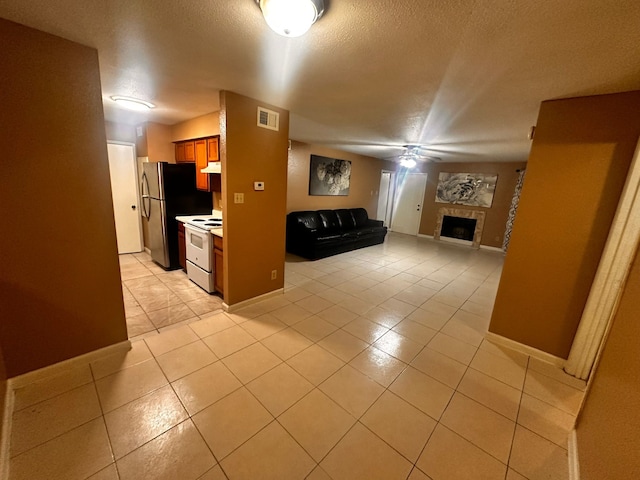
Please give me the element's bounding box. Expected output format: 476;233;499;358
185;225;212;272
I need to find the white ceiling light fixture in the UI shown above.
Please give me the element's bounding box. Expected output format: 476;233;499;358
110;95;155;111
398;145;421;168
399;158;417;168
256;0;325;37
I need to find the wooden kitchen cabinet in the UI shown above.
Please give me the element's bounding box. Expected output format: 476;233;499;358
184;141;195;162
213;234;224;296
195;139;209;191
207;137;219;162
178;221;186;271
175;140;195;163
175;135;220;191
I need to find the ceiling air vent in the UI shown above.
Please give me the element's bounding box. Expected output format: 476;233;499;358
257;107;279;131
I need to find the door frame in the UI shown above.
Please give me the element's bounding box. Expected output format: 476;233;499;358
377;170;396;227
565;138;640;381
107;141;144;254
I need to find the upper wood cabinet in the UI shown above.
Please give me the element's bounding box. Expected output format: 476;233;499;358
207;137;220;162
174;135;220;191
195;139;209;191
175;141;195;163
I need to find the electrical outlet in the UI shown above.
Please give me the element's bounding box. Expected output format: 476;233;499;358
271;269;277;280
234;193;244;204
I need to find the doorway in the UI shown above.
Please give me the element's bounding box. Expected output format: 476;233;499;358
390;172;428;235
376;170;396;226
107;142;144;254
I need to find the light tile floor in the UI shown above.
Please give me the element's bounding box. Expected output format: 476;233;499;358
8;233;586;479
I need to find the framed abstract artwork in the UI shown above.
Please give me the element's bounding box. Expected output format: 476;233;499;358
309;154;351;196
435;172;498;208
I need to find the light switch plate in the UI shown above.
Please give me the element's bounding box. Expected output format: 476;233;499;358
254;181;264;191
234;193;244;204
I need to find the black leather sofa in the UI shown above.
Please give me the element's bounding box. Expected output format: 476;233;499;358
286;208;388;260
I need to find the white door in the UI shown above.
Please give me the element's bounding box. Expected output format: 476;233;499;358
107;143;143;254
390;173;428;235
377;171;395;226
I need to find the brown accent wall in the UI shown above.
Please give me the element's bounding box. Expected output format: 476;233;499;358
221;92;289;305
576;248;640;479
418;162;527;248
0;19;127;376
287;141;383;216
489;91;640;358
105;121;137;144
172;112;220;142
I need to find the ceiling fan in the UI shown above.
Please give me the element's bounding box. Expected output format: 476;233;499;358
394;145;442;167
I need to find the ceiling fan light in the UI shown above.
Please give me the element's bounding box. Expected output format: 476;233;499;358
399;158;417;168
110;95;155;111
258;0;323;37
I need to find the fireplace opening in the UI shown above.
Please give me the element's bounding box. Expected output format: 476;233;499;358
441;215;477;242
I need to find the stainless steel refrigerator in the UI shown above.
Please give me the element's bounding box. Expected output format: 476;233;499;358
141;162;213;269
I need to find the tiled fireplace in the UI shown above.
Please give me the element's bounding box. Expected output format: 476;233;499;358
434;207;486;248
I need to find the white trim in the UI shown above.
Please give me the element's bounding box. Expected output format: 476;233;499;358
9;340;131;389
224;288;284;313
485;332;565;367
479;245;504;253
565;138;640;380
417;234;434;239
144;247;151;255
568;429;581;480
0;383;14;480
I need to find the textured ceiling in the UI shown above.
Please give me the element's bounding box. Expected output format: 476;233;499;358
2;0;640;163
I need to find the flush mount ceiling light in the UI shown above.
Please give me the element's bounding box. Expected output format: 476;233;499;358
256;0;325;37
110;95;155;111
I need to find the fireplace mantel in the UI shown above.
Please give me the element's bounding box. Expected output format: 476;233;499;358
434;207;486;248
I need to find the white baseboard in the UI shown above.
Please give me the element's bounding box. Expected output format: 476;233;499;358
9;340;131;390
485;332;565;367
568;429;581;480
144;247;151;255
479;244;505;253
417;234;434;239
0;339;130;480
0;381;14;480
225;288;285;313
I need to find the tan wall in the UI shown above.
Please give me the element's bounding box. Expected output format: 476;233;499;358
287;141;382;216
417;162;527;248
0;19;127;376
172;112;220;142
105;120;137;144
489;91;640;358
147;123;174;162
221;92;289;305
576;248;640;479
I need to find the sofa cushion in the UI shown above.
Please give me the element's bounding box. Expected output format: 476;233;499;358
290;211;322;231
335;209;356;230
318;210;341;232
350;208;370;228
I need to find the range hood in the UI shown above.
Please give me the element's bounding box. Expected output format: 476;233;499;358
201;162;221;174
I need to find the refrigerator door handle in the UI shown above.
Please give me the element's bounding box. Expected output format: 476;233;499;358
141;172;151;219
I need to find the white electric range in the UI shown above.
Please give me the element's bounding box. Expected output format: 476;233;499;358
176;215;222;293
